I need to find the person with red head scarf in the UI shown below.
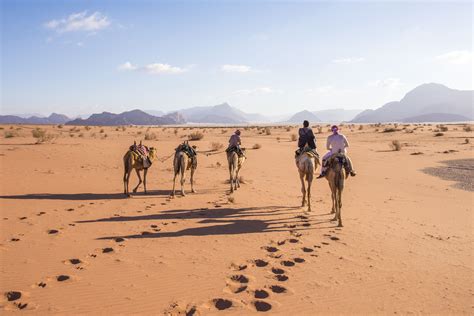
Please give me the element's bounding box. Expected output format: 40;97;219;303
226;129;244;156
317;125;356;178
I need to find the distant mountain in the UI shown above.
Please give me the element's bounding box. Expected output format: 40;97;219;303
66;109;185;126
0;113;70;124
313;109;364;122
351;83;473;123
177;102;268;123
144;110;165;117
402;113;471;123
285;110;321;123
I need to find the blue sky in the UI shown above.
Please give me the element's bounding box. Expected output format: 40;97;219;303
1;0;472;116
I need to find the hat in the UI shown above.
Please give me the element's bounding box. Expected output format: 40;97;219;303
235;129;241;135
331;125;339;131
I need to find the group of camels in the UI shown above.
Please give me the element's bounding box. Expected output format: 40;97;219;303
123;141;345;227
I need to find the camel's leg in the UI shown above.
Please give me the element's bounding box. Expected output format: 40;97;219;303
190;166;196;193
330;185;338;220
180;159;186;196
337;188;343;227
236;165;241;189
229;162;234;193
307;174;313;212
124;169;132;197
123;170;128;195
300;173;306;207
171;171;177;197
143;168;148;194
133;169;142;193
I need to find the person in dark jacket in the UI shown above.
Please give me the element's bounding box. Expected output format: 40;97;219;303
296;120;317;156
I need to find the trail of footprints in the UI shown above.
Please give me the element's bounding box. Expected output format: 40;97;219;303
3;201;163;311
167;211;343;314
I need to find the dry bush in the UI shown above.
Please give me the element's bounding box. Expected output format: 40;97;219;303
57;124;63;129
252;143;262;149
211;142;224;151
463;126;472;132
221;129;227;134
216;161;222;167
85;126;91;131
188;131;204;141
174;129;178;135
265;127;271;135
4;131;17;138
136;131;142;135
78;133;84;138
32;128;54;143
100;129;105;133
383;128;398;133
103;133;108;138
290;134;297;141
144;132;157;140
317;126;323;134
228;196;235;203
465;138;470;144
389;140;402;151
434;132;444;137
286;126;291;132
276;137;280;142
439;126;448;132
358;125;363;130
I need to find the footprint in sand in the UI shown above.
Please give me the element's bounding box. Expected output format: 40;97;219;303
15;302;28;310
262;246;279;253
5;291;21;301
10;238;20;242
294;258;305;263
69;259;82;265
56;275;70;282
253;300;272;312
229;274;249;284
253;259;268;267
19;217;27;220
254;289;269;299
301;223;311;227
102;247;114;253
290;231;302;238
288;239;299;244
114;238;125;243
38;282;47;288
213;298;233;310
302;247;313;253
66;208;74;212
274;274;289;282
37;212;46;216
48;229;59;235
330;236;340;241
277;240;286;246
321;242;329;245
230;263;247;271
281;260;295;267
269;285;287;294
271;268;285;275
141;231;152;235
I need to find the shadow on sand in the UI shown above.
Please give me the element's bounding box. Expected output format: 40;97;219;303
0;190;173;201
76;205;335;240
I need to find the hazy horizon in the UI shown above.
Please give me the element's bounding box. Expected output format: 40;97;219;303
1;1;472;117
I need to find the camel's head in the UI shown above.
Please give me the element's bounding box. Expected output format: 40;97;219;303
149;147;157;161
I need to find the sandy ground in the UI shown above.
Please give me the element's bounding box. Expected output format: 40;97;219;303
0;123;473;314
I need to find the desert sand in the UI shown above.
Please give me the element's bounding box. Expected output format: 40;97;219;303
0;123;473;314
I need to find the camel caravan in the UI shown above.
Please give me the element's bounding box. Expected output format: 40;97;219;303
123;122;355;227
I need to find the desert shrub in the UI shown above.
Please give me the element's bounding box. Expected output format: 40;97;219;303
69;133;74;137
439;126;448;132
276;137;280;142
286;126;291;132
465;138;470;144
144;132;157;140
389;140;402;151
174;129;178;135
57;124;63;128
463;126;472;132
78;133;84;137
227;196;235;203
100;129;105;133
358;125;363;130
4;131;17;138
290;134;297;141
434;132;444;137
188;131;204;141
252;143;262;149
32;128;54;143
85;126;91;131
221;129;227;134
211;142;224;151
103;133;108;138
383;128;397;133
265;127;271;135
136;131;142;135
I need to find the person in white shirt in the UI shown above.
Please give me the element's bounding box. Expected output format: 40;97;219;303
317;125;356;178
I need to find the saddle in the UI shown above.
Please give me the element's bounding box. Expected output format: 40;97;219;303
295;147;319;160
226;146;245;157
130;141;152;168
177;141;197;158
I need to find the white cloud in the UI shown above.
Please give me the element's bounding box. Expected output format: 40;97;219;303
332;57;365;64
44;11;110;33
368;78;402;89
221;64;252;73
434;50;472;65
118;62;187;74
232;87;276;96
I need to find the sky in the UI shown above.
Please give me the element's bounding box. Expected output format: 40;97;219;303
1;0;472;117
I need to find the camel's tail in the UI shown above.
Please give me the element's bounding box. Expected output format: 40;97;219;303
335;166;345;192
174;153;185;176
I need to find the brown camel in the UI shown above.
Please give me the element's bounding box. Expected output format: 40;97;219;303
227;149;246;193
123;146;157;196
325;152;346;227
296;149;320;212
171;142;197;197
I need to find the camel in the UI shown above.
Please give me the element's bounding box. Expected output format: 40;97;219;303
325;152;346;227
171;142;197;197
123;145;157;196
296;149;320;212
227;149;246;193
